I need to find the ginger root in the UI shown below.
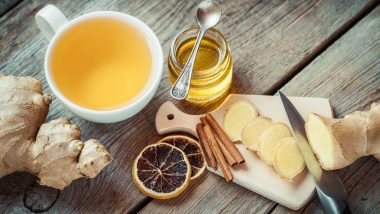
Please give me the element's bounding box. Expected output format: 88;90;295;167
305;103;380;170
0;74;112;190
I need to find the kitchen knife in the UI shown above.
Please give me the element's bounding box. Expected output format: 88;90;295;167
279;91;350;214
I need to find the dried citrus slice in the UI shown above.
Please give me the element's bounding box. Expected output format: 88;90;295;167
160;135;206;180
132;142;191;199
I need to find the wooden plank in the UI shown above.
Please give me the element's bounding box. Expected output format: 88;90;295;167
139;1;380;214
0;0;21;16
271;6;380;214
0;0;377;214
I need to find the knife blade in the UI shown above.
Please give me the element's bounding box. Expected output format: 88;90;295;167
278;91;350;214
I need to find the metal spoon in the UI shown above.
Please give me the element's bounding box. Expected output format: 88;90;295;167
170;0;221;100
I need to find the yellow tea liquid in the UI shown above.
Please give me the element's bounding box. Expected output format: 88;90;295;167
51;18;152;110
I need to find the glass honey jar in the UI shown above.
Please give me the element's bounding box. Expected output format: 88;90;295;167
168;25;233;103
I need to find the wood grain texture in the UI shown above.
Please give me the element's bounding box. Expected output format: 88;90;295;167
271;5;380;214
0;0;378;213
0;0;21;16
23;183;60;213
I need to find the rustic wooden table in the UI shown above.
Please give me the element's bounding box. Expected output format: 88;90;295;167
1;0;379;213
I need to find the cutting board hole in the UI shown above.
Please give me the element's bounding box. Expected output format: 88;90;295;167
167;114;174;120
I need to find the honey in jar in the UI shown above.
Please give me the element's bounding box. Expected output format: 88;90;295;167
168;25;233;103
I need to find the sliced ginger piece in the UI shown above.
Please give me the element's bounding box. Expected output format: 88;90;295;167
223;100;258;141
241;117;273;151
305;113;337;170
257;122;292;165
273;137;305;181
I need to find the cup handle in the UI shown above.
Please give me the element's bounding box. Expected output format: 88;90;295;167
35;5;68;40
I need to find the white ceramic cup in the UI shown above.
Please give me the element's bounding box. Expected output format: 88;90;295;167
35;5;163;123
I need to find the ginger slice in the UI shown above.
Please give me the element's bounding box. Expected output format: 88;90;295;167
241;117;273;151
257;123;292;165
223;100;258;141
273;137;305;181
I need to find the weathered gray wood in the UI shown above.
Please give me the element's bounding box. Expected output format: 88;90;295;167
0;0;21;16
0;0;378;213
271;6;380;214
23;182;60;213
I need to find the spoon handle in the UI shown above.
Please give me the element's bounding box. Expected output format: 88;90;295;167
170;28;206;100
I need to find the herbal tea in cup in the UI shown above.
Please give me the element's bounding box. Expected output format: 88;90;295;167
36;5;163;123
51;18;152;110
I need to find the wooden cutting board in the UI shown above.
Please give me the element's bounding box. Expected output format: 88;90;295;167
155;94;333;210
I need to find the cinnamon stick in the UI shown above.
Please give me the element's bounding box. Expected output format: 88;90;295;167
205;113;245;164
201;116;236;166
215;134;237;166
233;140;242;144
200;117;209;126
203;125;233;181
196;123;217;170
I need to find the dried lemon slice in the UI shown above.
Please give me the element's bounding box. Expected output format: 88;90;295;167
160;135;206;180
132;142;191;199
